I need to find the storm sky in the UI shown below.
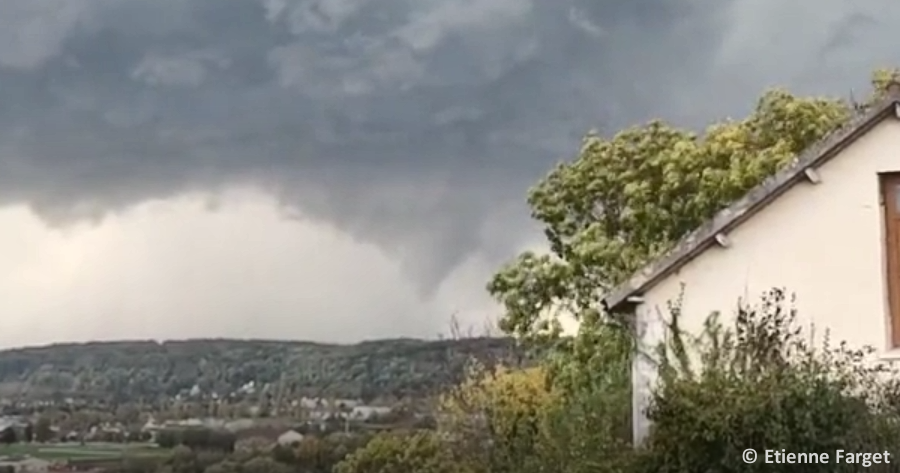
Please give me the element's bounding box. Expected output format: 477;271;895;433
0;0;897;348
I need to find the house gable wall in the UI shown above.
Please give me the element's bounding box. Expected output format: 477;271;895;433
631;117;900;443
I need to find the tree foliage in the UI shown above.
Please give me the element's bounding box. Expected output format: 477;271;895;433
34;416;53;443
0;338;521;403
489;86;857;340
155;428;236;452
333;430;460;473
437;365;559;473
0;426;15;445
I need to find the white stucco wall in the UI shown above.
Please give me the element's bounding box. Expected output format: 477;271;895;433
631;117;900;444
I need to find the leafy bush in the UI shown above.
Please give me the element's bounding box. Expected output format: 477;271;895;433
155;429;176;448
539;378;634;473
333;430;460;473
639;288;900;473
156;428;236;452
436;363;563;473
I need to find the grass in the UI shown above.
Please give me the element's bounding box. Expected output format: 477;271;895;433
0;442;169;461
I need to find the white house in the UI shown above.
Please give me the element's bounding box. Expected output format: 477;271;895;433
349;405;392;420
602;81;900;445
277;429;304;446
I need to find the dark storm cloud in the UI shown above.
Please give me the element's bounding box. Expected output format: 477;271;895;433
0;0;897;291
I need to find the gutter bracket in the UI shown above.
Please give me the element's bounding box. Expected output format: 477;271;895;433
803;167;821;184
714;232;731;248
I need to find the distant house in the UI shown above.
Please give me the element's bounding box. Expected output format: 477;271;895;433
276;430;304;446
0;417;26;427
140;418;161;441
173;419;203;428
349;406;392;421
142;416;160;431
157;418;225;430
297;397;362;412
85;423;125;442
0;458;51;472
296;397;323;410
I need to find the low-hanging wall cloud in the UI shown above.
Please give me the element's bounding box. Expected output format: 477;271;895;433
0;0;897;348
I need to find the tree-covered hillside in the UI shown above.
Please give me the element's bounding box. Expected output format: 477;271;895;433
0;337;524;402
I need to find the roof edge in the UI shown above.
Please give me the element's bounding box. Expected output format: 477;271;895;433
603;93;900;313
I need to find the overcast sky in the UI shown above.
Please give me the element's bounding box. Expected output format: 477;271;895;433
0;0;897;349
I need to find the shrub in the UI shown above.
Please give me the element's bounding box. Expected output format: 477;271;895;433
155;428;235;452
333;430;460;473
437;364;562;473
639;288;900;473
155;429;178;448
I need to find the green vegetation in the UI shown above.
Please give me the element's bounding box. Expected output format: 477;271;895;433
334;430;455;473
640;289;900;473
0;337;523;402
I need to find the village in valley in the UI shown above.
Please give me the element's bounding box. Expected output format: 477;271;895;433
0;336;514;473
0;388;418;473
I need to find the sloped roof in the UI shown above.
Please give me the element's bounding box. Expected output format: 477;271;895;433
603;82;900;313
277;430;304;443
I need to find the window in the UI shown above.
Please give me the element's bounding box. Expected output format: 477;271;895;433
882;173;900;347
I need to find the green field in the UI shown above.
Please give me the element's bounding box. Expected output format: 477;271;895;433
0;442;168;461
